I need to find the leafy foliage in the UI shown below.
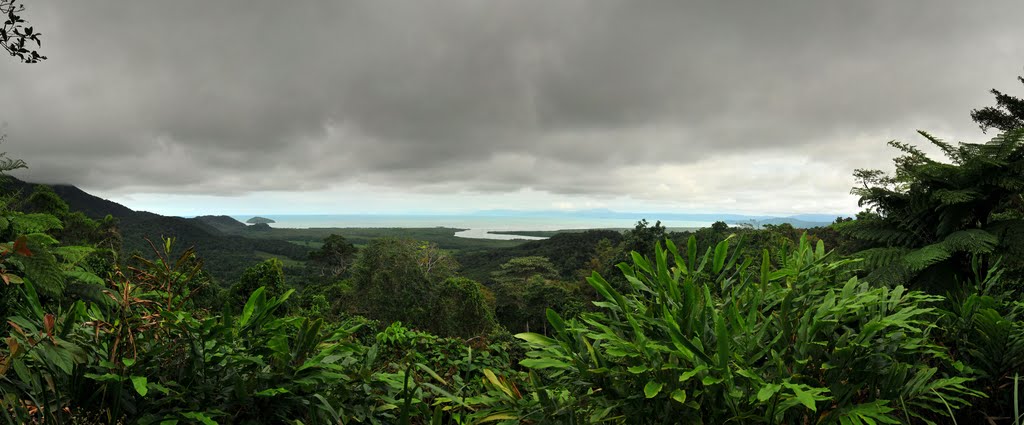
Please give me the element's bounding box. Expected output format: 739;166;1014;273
491;256;584;334
308;234;357;279
228;257;288;310
971;73;1024;133
352;237;495;338
500;235;981;424
0;0;45;63
841;129;1024;290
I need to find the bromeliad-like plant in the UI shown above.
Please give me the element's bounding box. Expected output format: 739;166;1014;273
0;281;90;424
939;256;1024;422
501;235;981;424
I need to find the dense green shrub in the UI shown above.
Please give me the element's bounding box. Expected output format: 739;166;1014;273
495;236;983;424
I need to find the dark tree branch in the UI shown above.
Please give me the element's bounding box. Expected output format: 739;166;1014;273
0;0;46;63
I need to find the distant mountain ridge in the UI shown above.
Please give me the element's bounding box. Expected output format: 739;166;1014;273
0;178;310;283
194;215;249;233
51;184;137;218
473;209;841;228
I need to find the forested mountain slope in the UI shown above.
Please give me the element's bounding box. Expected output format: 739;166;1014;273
1;178;310;283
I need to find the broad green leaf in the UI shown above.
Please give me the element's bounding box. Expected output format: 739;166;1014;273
181;412;218;425
671;389;687;404
22;280;44;320
131;375;148;396
416;363;447;386
477;413;518;423
84;372;123;383
313;393;341;423
687;235;697;273
627;365;649;374
757;383;781;402
515;332;559;347
714;312;731;373
662;305;713;364
644;380;664;398
520;358;570;369
255;388;290;397
713;238;729;274
632;251;653;275
786;383;818;411
267;334;289;356
239;287;266;327
760;249;771;289
701;375;724;385
546;308;566;336
679;365;707;382
482;369;514;397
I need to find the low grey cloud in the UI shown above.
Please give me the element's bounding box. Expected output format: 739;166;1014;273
1;0;1022;211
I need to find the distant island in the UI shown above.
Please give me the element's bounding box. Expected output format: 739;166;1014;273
246;216;276;224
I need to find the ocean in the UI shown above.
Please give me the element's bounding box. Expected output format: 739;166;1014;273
228;214;714;240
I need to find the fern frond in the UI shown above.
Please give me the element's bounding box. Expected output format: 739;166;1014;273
0;154;28;174
7;212;62;234
903;372;983;423
52;246;96;269
968;308;1024;379
9;243;65;297
64;270;104;286
854;247;911;270
985;219;1024;251
823;400;900;424
839;219;921;245
931;189;980;205
902;244;952;273
935;203;974;238
981;129;1024;158
938;229;999;255
919;130;963;164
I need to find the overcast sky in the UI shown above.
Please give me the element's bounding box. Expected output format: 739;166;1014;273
1;1;1022;216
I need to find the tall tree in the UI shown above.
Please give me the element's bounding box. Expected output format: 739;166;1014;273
491;256;559;286
229;258;288;310
24;185;69;216
351;238;471;336
431;277;496;338
490;256;580;334
620;219;666;263
308;234;357;279
971;73;1024;133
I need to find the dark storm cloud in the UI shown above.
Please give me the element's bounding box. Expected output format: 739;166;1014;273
1;0;1022;199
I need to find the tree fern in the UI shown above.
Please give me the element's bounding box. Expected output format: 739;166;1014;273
843;129;1024;290
939;230;999;254
932;188;981;205
0;148;27;178
4;212;62;236
51;245;95;269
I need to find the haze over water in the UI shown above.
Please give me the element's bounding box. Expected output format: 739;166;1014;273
229;214;713;240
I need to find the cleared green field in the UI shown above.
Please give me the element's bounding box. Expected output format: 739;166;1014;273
236;226;528;252
253;250;306;267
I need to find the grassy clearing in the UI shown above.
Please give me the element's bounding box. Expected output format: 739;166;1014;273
237;226;528;252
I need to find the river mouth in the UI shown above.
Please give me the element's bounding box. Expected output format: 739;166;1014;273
452;229;547;240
